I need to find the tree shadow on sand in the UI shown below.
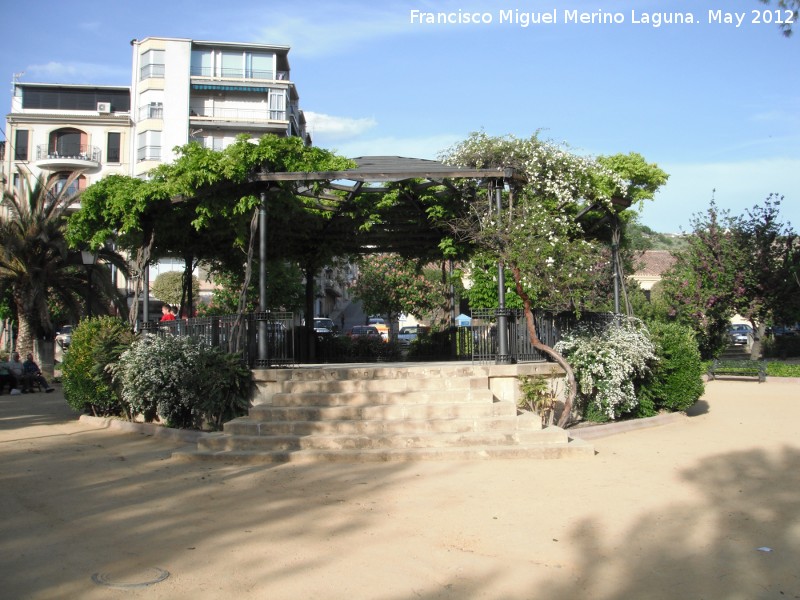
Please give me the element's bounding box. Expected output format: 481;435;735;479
541;446;800;599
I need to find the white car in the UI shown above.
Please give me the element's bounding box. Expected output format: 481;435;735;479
729;324;752;345
397;326;429;348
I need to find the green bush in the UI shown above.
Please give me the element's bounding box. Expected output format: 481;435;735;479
762;335;800;359
637;321;705;416
62;317;134;416
113;334;252;430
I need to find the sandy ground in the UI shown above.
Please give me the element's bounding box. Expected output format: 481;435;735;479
1;378;799;600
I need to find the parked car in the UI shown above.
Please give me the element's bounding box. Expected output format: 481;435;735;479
55;325;73;349
768;325;797;337
397;325;430;348
313;318;336;335
729;324;752;345
348;325;382;339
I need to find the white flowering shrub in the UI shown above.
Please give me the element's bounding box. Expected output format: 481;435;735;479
555;318;657;421
113;334;252;429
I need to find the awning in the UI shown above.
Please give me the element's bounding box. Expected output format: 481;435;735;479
191;84;269;93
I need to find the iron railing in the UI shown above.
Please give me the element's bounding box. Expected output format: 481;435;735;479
470;309;620;364
36;144;101;162
138;310;619;367
141;312;294;368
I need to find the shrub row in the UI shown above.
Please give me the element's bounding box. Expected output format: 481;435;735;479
62;317;253;430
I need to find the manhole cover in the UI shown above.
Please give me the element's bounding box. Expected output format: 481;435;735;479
91;567;170;589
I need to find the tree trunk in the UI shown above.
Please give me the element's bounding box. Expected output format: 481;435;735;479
510;266;577;428
13;288;36;356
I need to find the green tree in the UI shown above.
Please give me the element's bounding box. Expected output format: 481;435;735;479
197;260;304;315
151;271;200;307
1;172;126;354
732;194;800;327
68;136;355;327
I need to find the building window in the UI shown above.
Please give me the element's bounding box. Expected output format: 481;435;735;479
139;102;163;120
269;90;286;120
220;51;243;78
14;129;29;160
52;171;86;198
107;132;121;163
136;131;161;162
246;52;274;79
140;49;165;80
191;49;213;77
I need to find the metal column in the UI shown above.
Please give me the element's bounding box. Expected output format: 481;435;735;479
495;182;512;364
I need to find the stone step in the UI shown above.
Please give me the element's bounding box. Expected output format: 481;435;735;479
285;375;489;394
269;388;494;407
175;436;594;464
198;427;572;453
287;364;485;382
224;414;526;436
247;400;516;422
175;362;589;464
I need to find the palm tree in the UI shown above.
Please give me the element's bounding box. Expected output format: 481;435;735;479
0;171;128;355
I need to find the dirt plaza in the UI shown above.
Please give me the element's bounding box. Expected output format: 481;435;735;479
1;378;799;599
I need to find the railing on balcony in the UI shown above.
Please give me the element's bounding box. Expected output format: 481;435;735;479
36;144;101;162
189;107;286;122
140;64;165;80
138;104;164;120
190;67;289;81
136;145;161;162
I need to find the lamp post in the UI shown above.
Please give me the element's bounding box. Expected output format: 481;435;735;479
81;250;97;318
495;181;512;364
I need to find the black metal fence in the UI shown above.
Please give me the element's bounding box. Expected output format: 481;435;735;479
142;312;295;368
139;309;619;367
470;309;620;364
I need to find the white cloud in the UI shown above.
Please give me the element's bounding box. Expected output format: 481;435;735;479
304;111;377;139
26;61;129;84
639;157;800;233
254;8;411;57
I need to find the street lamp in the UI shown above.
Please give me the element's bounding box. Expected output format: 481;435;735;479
81;250;97;318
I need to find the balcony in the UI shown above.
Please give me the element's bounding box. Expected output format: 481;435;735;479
190;67;290;81
189;107;287;126
35;145;101;171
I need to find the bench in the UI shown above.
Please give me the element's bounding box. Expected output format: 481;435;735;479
707;359;767;383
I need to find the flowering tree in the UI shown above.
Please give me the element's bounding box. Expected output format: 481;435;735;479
441;132;667;425
661;195;800;358
659;201;742;358
352;254;441;336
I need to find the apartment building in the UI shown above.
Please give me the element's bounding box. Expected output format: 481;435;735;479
3;83;132;198
130;36;309;177
4;36;310;194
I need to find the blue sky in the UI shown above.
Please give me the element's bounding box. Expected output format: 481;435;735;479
2;0;798;232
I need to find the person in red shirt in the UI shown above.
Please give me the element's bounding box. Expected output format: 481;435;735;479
160;304;175;321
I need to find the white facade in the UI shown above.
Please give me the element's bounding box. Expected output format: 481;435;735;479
3;83;132;200
129;37;309;178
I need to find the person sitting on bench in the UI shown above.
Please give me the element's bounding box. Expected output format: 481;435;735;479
22;353;55;393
